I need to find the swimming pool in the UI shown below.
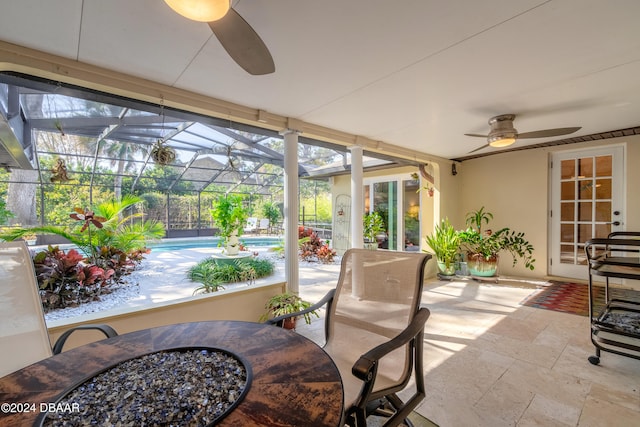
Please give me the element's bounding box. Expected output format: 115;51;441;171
148;236;282;252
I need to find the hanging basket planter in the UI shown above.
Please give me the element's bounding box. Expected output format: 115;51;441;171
50;158;71;182
151;140;176;166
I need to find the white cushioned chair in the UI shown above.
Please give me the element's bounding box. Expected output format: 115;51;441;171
0;241;117;377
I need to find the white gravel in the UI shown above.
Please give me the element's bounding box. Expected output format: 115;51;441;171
43;281;143;322
44;248;340;322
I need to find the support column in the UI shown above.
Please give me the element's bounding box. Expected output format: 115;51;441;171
281;129;300;294
349;145;364;298
349;145;364;249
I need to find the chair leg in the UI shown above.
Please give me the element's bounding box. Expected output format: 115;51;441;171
345;406;368;427
385;394;415;427
368;395;417;427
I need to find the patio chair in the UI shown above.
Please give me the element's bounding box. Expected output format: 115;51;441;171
0;241;117;377
266;248;432;427
258;218;270;234
244;217;258;234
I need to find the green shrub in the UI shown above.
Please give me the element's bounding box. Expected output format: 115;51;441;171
189;257;275;294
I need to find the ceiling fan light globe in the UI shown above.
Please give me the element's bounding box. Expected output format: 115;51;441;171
488;134;517;147
164;0;230;22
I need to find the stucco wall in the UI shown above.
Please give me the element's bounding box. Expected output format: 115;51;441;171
48;282;286;351
332;135;639;280
448;135;640;278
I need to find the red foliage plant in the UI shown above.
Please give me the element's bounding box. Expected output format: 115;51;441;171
298;226;336;263
32;246;116;311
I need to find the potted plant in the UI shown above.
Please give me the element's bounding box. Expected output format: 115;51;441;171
458;207;535;277
210;194;249;255
22;233;37;245
424;218;460;276
150;139;176;165
363;211;385;250
261;201;281;234
259;292;319;329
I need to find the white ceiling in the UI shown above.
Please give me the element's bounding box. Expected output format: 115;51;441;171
0;0;639;160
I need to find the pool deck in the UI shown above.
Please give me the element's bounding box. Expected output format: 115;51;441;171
125;245;341;308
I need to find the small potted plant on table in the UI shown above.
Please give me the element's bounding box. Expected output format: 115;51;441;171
260;292;319;330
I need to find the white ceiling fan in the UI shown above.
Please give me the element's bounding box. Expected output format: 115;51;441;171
164;0;275;75
465;114;581;153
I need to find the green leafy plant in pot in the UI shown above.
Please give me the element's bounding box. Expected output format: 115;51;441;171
424;218;460;276
261;200;281;234
363;211;385;250
210;194;249;255
458;207;535;277
259;292;319;329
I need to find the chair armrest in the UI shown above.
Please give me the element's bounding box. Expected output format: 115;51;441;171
264;288;336;325
52;324;118;354
351;307;430;381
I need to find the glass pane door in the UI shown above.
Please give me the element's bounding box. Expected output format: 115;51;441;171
403;178;421;250
373;181;397;249
551;146;624;279
365;177;419;251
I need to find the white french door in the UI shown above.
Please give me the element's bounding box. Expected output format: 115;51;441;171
549;145;625;279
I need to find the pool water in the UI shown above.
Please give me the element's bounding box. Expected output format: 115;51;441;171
149;237;282;252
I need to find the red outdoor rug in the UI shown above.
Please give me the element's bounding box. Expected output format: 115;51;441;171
521;281;640;316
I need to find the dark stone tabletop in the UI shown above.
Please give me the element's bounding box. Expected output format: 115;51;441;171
0;321;344;426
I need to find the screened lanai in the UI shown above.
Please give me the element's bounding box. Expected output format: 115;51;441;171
0;73;413;235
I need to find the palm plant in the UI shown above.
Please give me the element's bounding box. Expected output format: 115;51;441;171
424;218;460;275
102;141;149;200
0;195;165;262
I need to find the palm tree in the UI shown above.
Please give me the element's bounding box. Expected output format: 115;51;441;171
98;140;149;201
0;195;165;262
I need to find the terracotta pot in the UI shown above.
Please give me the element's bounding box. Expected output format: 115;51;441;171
282;317;297;330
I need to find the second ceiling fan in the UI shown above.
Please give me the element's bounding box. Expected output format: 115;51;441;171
465;114;581;153
164;0;275;75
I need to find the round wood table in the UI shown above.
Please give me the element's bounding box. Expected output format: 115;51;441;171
0;321;344;426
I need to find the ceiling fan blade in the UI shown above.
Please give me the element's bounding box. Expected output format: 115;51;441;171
464;133;489;138
517;127;581;139
468;143;490;153
209;8;275;75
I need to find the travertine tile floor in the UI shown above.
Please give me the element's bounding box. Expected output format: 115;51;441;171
123;248;639;426
295;277;640;427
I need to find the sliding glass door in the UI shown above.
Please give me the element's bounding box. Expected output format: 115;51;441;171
364;175;420;251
